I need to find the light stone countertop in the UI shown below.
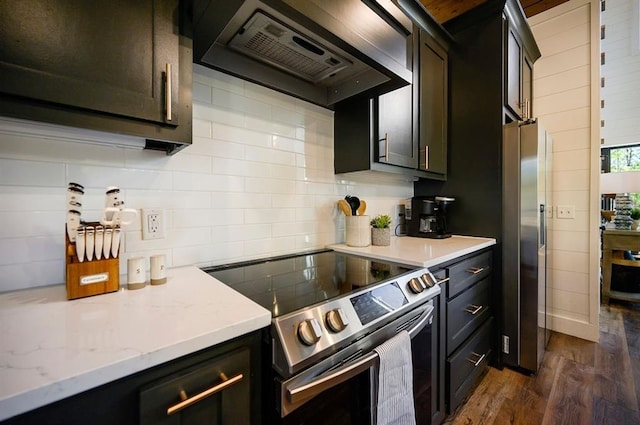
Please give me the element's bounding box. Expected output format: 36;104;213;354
327;235;496;267
0;266;271;422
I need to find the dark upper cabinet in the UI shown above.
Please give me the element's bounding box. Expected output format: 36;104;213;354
334;2;451;181
0;0;192;154
377;84;417;169
504;5;538;120
419;30;448;177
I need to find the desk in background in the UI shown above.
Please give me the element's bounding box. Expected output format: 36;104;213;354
602;229;640;304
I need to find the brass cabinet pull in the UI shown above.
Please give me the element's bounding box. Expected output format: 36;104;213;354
419;146;429;170
464;304;483;315
436;277;450;285
467;266;485;275
378;133;389;161
467;352;486;367
166;372;243;415
165;63;172;121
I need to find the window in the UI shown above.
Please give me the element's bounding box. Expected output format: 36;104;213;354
601;144;640;207
604;144;640;172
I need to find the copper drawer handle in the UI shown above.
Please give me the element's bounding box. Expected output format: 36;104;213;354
467;352;486;367
464;304;483;315
467;266;485;275
436;277;450;285
165;63;172;121
167;372;243;415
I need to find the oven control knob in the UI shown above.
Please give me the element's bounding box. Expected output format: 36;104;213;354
422;273;436;288
297;318;323;346
408;277;425;294
325;308;349;333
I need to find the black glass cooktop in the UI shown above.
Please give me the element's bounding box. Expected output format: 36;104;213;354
203;249;415;318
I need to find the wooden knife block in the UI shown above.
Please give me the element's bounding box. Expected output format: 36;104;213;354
65;224;120;300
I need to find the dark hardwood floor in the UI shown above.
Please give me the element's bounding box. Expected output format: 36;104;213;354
444;301;640;424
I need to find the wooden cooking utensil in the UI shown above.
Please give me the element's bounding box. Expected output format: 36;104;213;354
357;200;366;216
338;199;352;216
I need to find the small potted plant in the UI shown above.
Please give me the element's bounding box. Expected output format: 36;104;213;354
370;214;392;246
631;208;640;230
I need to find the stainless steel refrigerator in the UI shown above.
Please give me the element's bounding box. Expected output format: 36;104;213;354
502;120;552;373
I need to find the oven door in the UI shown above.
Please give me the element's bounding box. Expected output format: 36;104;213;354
276;301;437;425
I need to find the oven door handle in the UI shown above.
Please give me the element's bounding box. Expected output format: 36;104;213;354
286;304;434;405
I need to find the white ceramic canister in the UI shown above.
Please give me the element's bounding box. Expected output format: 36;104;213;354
345;215;371;247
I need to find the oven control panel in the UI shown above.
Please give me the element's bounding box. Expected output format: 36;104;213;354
272;267;441;377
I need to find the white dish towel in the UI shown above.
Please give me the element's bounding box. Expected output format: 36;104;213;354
373;330;416;425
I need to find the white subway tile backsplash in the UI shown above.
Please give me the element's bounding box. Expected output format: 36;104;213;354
192;118;212;139
68;165;173;191
124;150;212;174
245;177;296;194
0;186;64;211
245;145;297;166
192;81;212;104
0;236;61;266
173;172;244;192
0;158;66;187
0;67;413;291
211;192;271;209
211;122;271;147
245;208;296;224
0;261;64;292
0;211;64;238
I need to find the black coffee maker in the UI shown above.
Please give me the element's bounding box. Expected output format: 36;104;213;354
406;196;455;239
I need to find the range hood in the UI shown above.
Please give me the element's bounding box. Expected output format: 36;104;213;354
192;0;413;108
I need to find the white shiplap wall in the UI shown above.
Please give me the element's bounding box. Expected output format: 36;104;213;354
529;0;600;341
601;0;640;146
0;64;414;293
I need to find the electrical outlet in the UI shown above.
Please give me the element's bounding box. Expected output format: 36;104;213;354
142;209;165;240
557;205;575;219
502;335;510;354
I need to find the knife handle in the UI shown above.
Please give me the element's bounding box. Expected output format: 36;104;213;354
95;226;104;260
85;227;95;262
75;227;86;263
103;227;113;259
111;227;121;259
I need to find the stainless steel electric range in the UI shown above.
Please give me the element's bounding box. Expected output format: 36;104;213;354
204;249;444;425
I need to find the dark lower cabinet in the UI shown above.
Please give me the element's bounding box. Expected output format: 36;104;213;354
0;332;262;425
0;0;192;153
140;347;251;424
432;248;494;413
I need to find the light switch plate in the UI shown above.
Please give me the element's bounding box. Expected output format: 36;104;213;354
557;205;575;219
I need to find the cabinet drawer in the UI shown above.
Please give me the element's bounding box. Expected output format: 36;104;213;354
447;317;493;412
140;347;251;425
447;276;491;354
447;251;492;299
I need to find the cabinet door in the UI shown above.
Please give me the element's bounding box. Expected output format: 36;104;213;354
377;84;417;169
0;0;179;126
140;348;251;425
522;56;533;119
506;25;523;118
419;32;447;176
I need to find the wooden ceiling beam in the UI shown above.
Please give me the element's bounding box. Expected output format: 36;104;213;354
418;0;569;23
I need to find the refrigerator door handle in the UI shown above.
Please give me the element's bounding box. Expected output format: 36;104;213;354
539;204;545;247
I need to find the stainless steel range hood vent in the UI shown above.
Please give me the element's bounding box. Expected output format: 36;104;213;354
229;12;352;83
193;0;413;108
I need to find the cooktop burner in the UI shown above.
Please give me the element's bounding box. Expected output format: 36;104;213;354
203;249;415;318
